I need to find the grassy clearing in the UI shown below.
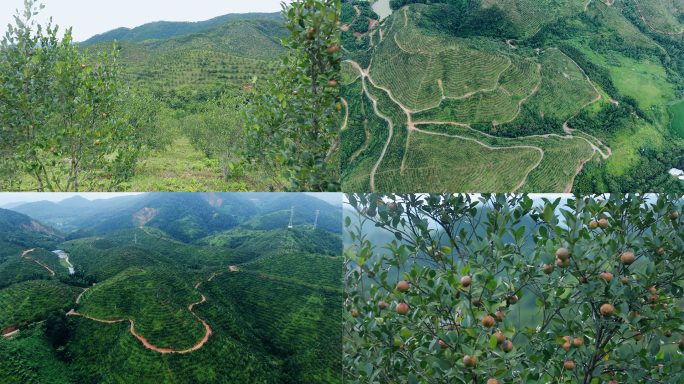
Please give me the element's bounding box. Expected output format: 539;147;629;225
604;118;668;176
118;138;272;192
670;100;684;138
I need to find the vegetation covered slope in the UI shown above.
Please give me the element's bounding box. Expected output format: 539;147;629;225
80;12;282;46
0;192;341;383
341;0;684;193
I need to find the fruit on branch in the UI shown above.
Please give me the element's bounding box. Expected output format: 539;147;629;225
621;277;629;284
542;264;554;274
600;303;615;316
351;309;358;317
658;248;664;255
562;342;571;351
599;272;613;282
396;303;408;315
670;211;679;220
573;337;583;347
494;331;505;344
598;219;609;228
648;295;659;304
649;286;657;294
564;361;575;370
664;330;673;338
463;355;477;367
461;276;472;287
494;311;506;320
366;208;376;216
397;281;410;292
377;301;387;309
481;315;495;328
678;338;684;351
327;45;339;52
388;202;398;211
472;298;482;307
589;220;598;229
556;248;570;261
501;340;513;352
579;274;588;283
486;380;499;384
508;295;518;305
557;258;571;268
634;331;642;341
620;251;635;265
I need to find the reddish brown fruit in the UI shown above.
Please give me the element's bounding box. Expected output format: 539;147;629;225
573;337;583;347
463;355;476;367
351;309;358;317
327;80;338;86
107;173;112;179
101;113;106;118
377;301;387;309
621;251;635;265
472;298;482;307
658;247;664;255
508;295;518;305
648;295;659;304
95;140;100;146
327;45;340;53
599;272;613;282
649;286;657;295
396;303;408;315
80;64;86;69
494;311;506;320
664;330;673;338
397;281;410;292
487;380;499;384
388;202;398;211
461;276;472;287
564;361;575;370
608;381;618;384
678;338;684;350
598;219;609;228
600;303;614;316
49;147;55;152
501;340;513;352
494;331;505;344
542;264;554;274
562;342;571;351
481;315;495;328
588;220;598;229
579;275;588;283
556;248;570;260
334;20;341;26
621;277;629;284
634;331;642;341
438;340;448;349
671;211;679;220
557;258;571;268
292;90;298;95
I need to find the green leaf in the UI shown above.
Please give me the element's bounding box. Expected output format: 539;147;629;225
440;246;452;253
494;368;508;378
489;334;497;349
461;265;471;276
408;373;418;384
465;328;478;338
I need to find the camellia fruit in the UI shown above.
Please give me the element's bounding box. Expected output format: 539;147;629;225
598;219;609;228
472;298;482;307
334;20;341;26
487;380;498;384
377;301;387;309
95;140;100;146
463;355;476;367
327;45;340;52
664;330;673;338
649;286;657;294
80;64;86;69
543;264;554;274
599;272;613;282
600;303;614;316
327;80;338;86
671;211;679;220
508;295;518;305
658;248;665;255
648;295;659;304
366;208;376;216
49;147;55;152
556;247;570;260
501;340;513;352
438;340;448;349
678;338;684;351
634;331;642;341
564;361;575;370
102;113;107;118
388;202;398;211
494;331;505;344
351;309;358;317
397;281;410;292
481;315;495;328
621;277;629;284
621;251;635;265
557;258;571;268
589;220;598;229
573;337;583;347
494;311;506;320
609;381;618;384
292;90;298;96
461;276;472;287
396;303;408;315
107;173;112;180
562;342;571;351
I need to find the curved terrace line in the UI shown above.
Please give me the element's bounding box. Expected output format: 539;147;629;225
634;0;684;35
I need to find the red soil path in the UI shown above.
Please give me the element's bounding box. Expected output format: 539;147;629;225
21;248;55;276
67;272;216;354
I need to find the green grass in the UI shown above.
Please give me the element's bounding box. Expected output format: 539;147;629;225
117;138;273;192
0;280;82;330
670;100;684;138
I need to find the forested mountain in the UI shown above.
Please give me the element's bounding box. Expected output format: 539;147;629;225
79;12;282;46
0;193;342;383
342;0;684;193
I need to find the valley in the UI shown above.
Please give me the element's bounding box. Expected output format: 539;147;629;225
0;192;342;383
341;0;684;192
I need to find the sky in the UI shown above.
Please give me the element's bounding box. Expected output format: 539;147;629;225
0;193;144;206
0;0;289;42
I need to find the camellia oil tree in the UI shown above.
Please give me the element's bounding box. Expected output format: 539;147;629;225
230;0;341;192
344;193;684;384
0;0;145;191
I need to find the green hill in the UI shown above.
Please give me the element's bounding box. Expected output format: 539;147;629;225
341;0;684;193
80;12;282;46
0;280;82;331
0;249;69;288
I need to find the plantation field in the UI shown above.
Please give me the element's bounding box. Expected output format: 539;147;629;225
241;252;343;290
0;281;82;330
0;249;68;287
77;268;207;351
670;100;684;138
634;0;684;34
481;0;589;37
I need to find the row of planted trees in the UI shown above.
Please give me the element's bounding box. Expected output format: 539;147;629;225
0;0;341;192
344;193;684;384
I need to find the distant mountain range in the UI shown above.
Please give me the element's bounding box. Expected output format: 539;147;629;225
79;12;282;46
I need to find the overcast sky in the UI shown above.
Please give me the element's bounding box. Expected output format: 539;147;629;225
0;0;288;42
0;193;144;206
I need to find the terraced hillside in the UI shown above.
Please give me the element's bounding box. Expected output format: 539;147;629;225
342;0;684;193
1;192;342;383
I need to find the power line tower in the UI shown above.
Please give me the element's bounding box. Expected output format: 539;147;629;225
288;206;294;228
313;210;320;230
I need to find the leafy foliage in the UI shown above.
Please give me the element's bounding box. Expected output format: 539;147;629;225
344;193;684;383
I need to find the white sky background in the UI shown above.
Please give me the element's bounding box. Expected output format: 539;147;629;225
0;0;289;43
0;193;144;206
